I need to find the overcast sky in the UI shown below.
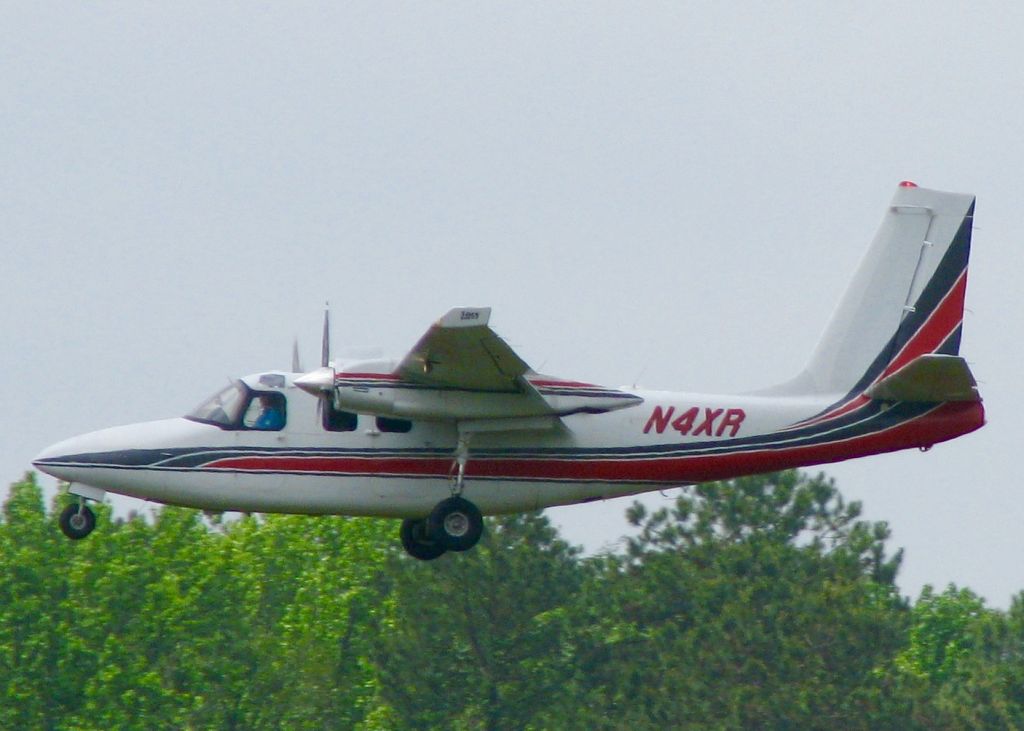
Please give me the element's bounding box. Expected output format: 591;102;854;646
4;3;1021;605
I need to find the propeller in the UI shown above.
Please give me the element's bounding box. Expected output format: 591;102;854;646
294;304;336;419
321;303;330;369
291;338;302;373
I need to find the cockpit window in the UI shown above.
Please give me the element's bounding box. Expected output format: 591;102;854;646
187;382;287;431
187;381;249;427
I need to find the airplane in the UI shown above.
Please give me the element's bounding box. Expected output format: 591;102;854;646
34;182;985;560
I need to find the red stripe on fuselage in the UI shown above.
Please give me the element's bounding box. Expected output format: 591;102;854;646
335;373;401;382
204;401;983;485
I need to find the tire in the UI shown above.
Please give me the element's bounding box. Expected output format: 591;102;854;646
427;497;483;552
400;518;446;561
59;504;96;540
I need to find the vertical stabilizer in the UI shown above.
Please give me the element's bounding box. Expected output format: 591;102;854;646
782;183;975;399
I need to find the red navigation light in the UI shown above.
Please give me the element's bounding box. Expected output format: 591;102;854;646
899;180;918;188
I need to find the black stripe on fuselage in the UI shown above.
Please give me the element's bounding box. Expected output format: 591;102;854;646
33;398;934;475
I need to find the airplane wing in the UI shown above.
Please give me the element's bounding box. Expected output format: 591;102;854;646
395;307;530;392
315;305;638;417
311;307;642;421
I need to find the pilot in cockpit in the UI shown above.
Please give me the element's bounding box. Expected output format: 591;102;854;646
254;394;285;430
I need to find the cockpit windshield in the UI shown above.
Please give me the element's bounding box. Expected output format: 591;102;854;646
187;381;250;427
187;380;288;431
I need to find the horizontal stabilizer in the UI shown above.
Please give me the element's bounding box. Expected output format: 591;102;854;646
866;354;980;403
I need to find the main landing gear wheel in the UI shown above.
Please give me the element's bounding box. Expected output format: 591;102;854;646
59;504;96;540
428;496;483;553
400;518;447;561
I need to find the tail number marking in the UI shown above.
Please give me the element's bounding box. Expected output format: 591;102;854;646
643;406;746;438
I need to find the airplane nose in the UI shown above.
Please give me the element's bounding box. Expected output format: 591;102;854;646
33;437;76;465
33;434;95;482
32;444;58;467
33;418;200;484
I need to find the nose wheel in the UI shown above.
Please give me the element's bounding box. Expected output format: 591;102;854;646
59;502;96;540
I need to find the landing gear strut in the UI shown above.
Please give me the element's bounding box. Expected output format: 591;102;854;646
451;434;470;495
59;502;96;540
399;431;485;561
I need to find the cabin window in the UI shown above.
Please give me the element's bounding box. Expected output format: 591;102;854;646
376;416;413;433
323;402;358;432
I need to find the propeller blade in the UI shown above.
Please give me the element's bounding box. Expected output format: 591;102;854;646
295;305;336;425
321;304;331;369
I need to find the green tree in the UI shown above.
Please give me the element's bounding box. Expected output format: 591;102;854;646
897;584;988;684
557;471;912;730
0;474;73;730
64;506;215;729
368;511;586;731
899;587;1024;729
239;514;395;730
0;475;398;730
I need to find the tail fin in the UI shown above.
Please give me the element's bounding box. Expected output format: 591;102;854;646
784;182;976;398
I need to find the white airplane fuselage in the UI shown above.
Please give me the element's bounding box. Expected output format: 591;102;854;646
34;370;982;518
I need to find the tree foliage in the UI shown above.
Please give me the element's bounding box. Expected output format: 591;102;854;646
0;474;394;730
552;471;911;730
1;470;1022;729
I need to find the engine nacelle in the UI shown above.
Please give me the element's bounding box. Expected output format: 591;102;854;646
299;359;643;421
333;381;397;416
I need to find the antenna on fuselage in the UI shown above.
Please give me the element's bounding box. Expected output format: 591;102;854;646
291;338;302;373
